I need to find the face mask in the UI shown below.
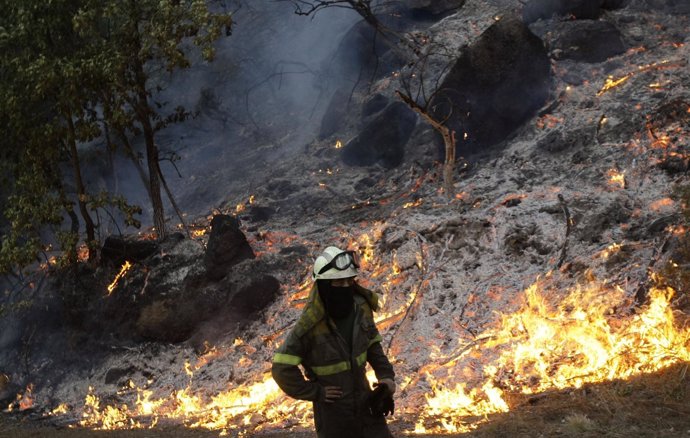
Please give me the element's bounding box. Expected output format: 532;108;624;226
317;280;354;319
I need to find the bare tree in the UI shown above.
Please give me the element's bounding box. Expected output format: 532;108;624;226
280;0;420;61
395;37;460;197
281;0;463;196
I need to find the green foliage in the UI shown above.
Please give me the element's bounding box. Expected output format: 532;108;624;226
0;0;232;273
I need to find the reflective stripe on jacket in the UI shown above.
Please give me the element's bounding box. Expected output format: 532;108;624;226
272;283;395;438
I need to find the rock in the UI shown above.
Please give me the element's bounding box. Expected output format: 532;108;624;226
601;0;630;8
362;94;389;119
319;88;351;139
341;101;417;168
329;20;403;86
405;0;466;17
523;0;604;24
595;113;641;144
432;16;551;153
136;299;198;343
204;215;255;281
266;179;299;200
577;195;633;243
101;235;159;266
242;206;275;223
545;20;626;63
225;264;281;319
187;259;281;345
537;126;595;153
104;367;135;385
659;155;689;175
627;0;690;14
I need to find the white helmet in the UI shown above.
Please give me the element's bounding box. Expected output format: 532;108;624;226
312;246;359;280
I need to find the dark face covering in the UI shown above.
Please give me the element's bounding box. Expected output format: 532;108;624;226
317;280;355;319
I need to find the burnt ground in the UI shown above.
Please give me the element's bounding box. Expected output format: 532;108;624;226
3;362;690;438
1;0;690;437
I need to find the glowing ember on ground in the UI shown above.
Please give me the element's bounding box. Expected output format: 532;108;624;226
607;169;626;189
7;384;34;412
403;199;423;209
599;242;622;259
191;228;208;238
649;197;675;212
107;261;133;296
335;140;343;149
78;244;90;262
49;403;70;416
597;74;632;96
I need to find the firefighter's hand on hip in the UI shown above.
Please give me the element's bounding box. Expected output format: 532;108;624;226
322;386;343;403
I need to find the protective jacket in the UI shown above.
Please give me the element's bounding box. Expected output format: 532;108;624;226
272;283;395;438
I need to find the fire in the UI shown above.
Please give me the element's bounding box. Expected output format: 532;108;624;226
49;403;70;415
606;168;626;189
7;384;35;412
335;140;343;149
107;261;133;296
597;74;632;96
191;228;207;238
403;199;423;209
78;244;90;262
596;60;678;96
600;242;622;260
415;277;690;433
64;224;690;435
235;195;255;214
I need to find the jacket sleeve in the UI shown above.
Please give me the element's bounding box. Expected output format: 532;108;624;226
367;326;395;382
271;330;322;402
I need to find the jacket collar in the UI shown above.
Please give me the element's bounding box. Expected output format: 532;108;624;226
294;282;379;337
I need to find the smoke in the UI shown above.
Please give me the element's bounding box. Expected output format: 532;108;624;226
148;1;361;219
75;1;362;232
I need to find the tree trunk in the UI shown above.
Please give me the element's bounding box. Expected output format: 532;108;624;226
65;108;97;250
441;128;456;197
395;90;457;198
130;7;167;240
140;110;167;240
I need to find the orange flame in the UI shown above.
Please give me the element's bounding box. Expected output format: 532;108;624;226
415;278;690;432
107;261;133;296
606;169;626;189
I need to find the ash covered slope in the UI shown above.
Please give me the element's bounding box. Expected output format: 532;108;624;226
2;0;690;435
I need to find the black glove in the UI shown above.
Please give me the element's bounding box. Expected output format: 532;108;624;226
368;382;394;417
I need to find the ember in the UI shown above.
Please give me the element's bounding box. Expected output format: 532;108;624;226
606;169;626;189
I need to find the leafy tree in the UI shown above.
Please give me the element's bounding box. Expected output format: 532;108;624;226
73;0;232;239
0;0;231;274
0;0;107;270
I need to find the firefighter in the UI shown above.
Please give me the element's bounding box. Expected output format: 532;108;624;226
272;246;396;438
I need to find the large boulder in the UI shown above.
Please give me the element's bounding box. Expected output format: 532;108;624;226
627;0;690;14
432;16;552;154
204;215;255;281
405;0;466;17
545;20;626;62
523;0;604;23
341;102;417;168
319;88;351;139
187;259;282;347
101;235;159;266
328;20;404;87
